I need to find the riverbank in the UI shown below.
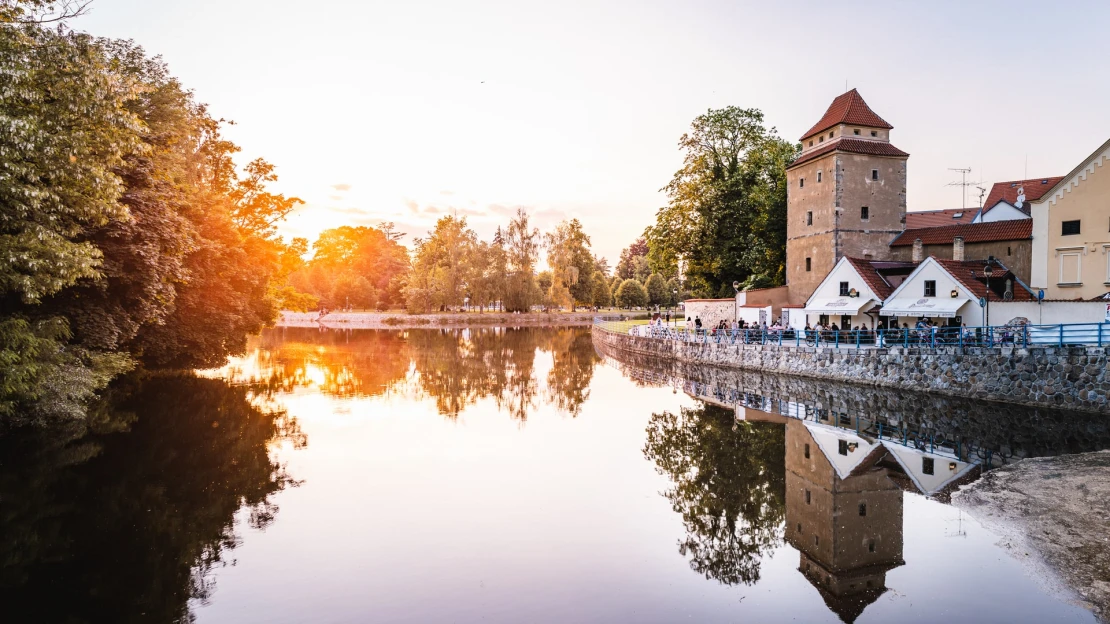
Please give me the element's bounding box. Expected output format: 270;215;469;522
954;451;1110;622
593;322;1110;413
277;310;642;329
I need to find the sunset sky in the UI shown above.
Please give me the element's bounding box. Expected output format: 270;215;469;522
77;0;1110;264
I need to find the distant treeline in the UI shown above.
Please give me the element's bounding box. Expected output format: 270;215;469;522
0;3;311;426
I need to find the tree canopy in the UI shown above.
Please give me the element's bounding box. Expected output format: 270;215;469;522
644;107;797;298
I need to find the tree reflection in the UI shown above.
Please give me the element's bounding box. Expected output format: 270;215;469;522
242;327;601;422
643;404;786;585
0;374;303;623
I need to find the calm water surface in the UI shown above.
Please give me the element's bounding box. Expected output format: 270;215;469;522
0;327;1102;623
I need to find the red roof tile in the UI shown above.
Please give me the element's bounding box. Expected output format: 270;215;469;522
932;258;1035;302
890;219;1032;246
905;208;977;229
983;177;1063;211
801;89;893;140
843;257;917;300
788;137;909;169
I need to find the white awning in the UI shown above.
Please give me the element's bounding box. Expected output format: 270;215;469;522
880;297;969;318
804;297;873;315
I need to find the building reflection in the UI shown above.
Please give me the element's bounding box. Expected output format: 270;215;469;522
653;391;981;623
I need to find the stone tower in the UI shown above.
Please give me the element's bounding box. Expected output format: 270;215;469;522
785;89;908;303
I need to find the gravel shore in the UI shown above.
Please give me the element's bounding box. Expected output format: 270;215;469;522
954;450;1110;621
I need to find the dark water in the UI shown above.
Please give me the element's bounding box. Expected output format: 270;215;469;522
0;327;1102;623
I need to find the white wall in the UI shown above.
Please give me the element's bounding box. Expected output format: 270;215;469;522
1030;200;1049;289
737;305;772;326
992;300;1108;326
803;258;886;329
974;201;1031;223
883;259;986;325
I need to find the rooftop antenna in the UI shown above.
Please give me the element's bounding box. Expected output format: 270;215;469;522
946;167;981;211
975;186;987;209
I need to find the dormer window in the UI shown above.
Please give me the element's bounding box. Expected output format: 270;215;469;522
819;136;824;143
853;129;860;135
828;132;834;139
1041;179;1048;184
808;140;813;147
870;130;877;137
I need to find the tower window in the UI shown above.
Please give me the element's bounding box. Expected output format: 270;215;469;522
1007;246;1012;256
804;443;810;459
871;169;879;181
859;503;867;516
800;178;804;188
806;211;813;226
815;535;820;546
924;280;936;297
839;281;849;296
1062;220;1081;235
870;130;877;137
805;257;812;272
817;171;822;183
868;540;876;553
805;489;811;504
860;206;869;221
853;128;860;135
923;457;935;475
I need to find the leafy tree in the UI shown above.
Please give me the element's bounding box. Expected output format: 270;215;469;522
615;238;649;280
403;216;479;313
644;107;797;297
615;279;648;308
645;273;668;306
294;225;408;309
502;208;540;313
545;219;593;311
591;274;612;308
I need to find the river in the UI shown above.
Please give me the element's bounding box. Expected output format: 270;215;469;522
0;326;1102;623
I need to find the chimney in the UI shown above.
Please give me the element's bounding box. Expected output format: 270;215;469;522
952;236;965;262
912;238;923;262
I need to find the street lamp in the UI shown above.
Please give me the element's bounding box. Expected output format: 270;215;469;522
982;260;994;327
672;288;678;326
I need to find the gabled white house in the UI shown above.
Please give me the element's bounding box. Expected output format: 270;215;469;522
802;257;914;329
879;257;988;326
971;200;1030;224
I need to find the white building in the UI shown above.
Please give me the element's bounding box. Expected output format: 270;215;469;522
803;257;916;329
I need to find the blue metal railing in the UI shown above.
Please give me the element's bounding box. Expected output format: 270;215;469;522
596;318;1110;349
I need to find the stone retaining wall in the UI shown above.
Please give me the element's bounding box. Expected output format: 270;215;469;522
593;326;1110;413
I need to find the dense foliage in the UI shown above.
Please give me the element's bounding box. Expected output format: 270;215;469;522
0;7;306;425
644;107;798;298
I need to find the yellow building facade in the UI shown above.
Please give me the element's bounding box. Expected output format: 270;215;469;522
1030;137;1110;301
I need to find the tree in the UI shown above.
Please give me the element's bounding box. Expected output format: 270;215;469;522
591;274;612;308
294;225;409;309
502;208;540;313
615;279;648;309
615;238;649;279
545;219;593;311
645;273;668;306
644;107;797;297
403;216;478;313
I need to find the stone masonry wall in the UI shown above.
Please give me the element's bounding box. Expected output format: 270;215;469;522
593;326;1110;414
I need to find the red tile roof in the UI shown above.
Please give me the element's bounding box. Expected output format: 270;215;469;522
932;258;1035;302
890;219;1032;246
788;137;909;169
843;257;917;300
801;89;893;140
905;208;977;229
983;177;1063;211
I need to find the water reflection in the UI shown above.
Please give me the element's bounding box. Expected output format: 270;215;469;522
644;404;785;585
0;375;303;623
221;327;602;421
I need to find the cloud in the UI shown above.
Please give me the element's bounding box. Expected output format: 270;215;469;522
424;205;442;214
329;195;343;201
331;183;351;191
439;190;454;196
406;199;420;214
